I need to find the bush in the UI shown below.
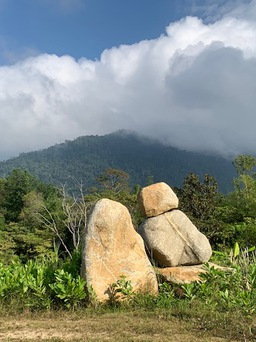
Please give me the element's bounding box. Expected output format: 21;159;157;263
0;254;87;310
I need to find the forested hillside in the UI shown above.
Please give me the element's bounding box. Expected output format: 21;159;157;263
0;131;235;193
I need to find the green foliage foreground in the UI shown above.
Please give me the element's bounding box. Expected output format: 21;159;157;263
0;253;86;310
0;249;256;340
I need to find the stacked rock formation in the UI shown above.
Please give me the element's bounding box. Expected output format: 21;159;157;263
81;182;212;302
81;198;158;302
137;182;212;267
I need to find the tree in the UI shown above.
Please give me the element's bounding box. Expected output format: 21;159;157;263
3;169;38;223
216;155;256;247
0;178;6;214
0;171;91;261
181;172;218;221
0;170;67;261
88;168;145;226
230;155;256;216
232;155;256;176
179;172;224;245
37;180;89;258
96;168;130;193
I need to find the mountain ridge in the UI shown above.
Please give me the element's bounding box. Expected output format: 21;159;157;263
0;131;236;193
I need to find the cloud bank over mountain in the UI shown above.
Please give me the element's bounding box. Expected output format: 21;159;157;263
1;1;256;159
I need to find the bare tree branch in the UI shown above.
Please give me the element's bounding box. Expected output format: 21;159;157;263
37;178;90;259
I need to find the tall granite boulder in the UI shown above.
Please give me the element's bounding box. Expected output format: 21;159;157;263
138;209;212;267
81;198;158;302
138;182;179;218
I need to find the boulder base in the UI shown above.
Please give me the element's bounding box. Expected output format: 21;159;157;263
156;265;207;284
156;263;233;284
81;199;158;302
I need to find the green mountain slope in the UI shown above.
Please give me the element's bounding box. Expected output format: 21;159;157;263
0;131;236;193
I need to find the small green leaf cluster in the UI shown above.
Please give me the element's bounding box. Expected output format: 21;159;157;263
155;282;175;308
49;269;86;309
108;275;134;304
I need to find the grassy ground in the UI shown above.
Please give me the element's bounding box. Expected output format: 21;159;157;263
0;308;251;342
0;253;255;341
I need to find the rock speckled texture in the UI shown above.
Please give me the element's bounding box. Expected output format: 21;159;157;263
138;182;179;217
138;209;212;267
81;199;158;302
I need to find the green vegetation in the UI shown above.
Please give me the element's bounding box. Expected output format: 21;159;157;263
0;249;255;340
0;131;236;193
0;154;256;264
0;154;256;340
0;253;86;310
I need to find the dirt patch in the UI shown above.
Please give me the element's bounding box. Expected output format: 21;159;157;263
0;311;238;342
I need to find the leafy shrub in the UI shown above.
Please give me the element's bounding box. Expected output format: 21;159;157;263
49;269;86;309
0;255;87;310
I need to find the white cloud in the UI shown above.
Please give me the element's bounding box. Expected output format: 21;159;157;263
1;8;256;159
0;34;41;65
184;0;254;22
224;0;256;21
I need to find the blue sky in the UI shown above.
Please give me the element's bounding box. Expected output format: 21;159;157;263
0;0;197;63
0;0;256;159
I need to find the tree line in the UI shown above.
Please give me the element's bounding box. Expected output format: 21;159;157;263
0;132;236;194
0;154;256;264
